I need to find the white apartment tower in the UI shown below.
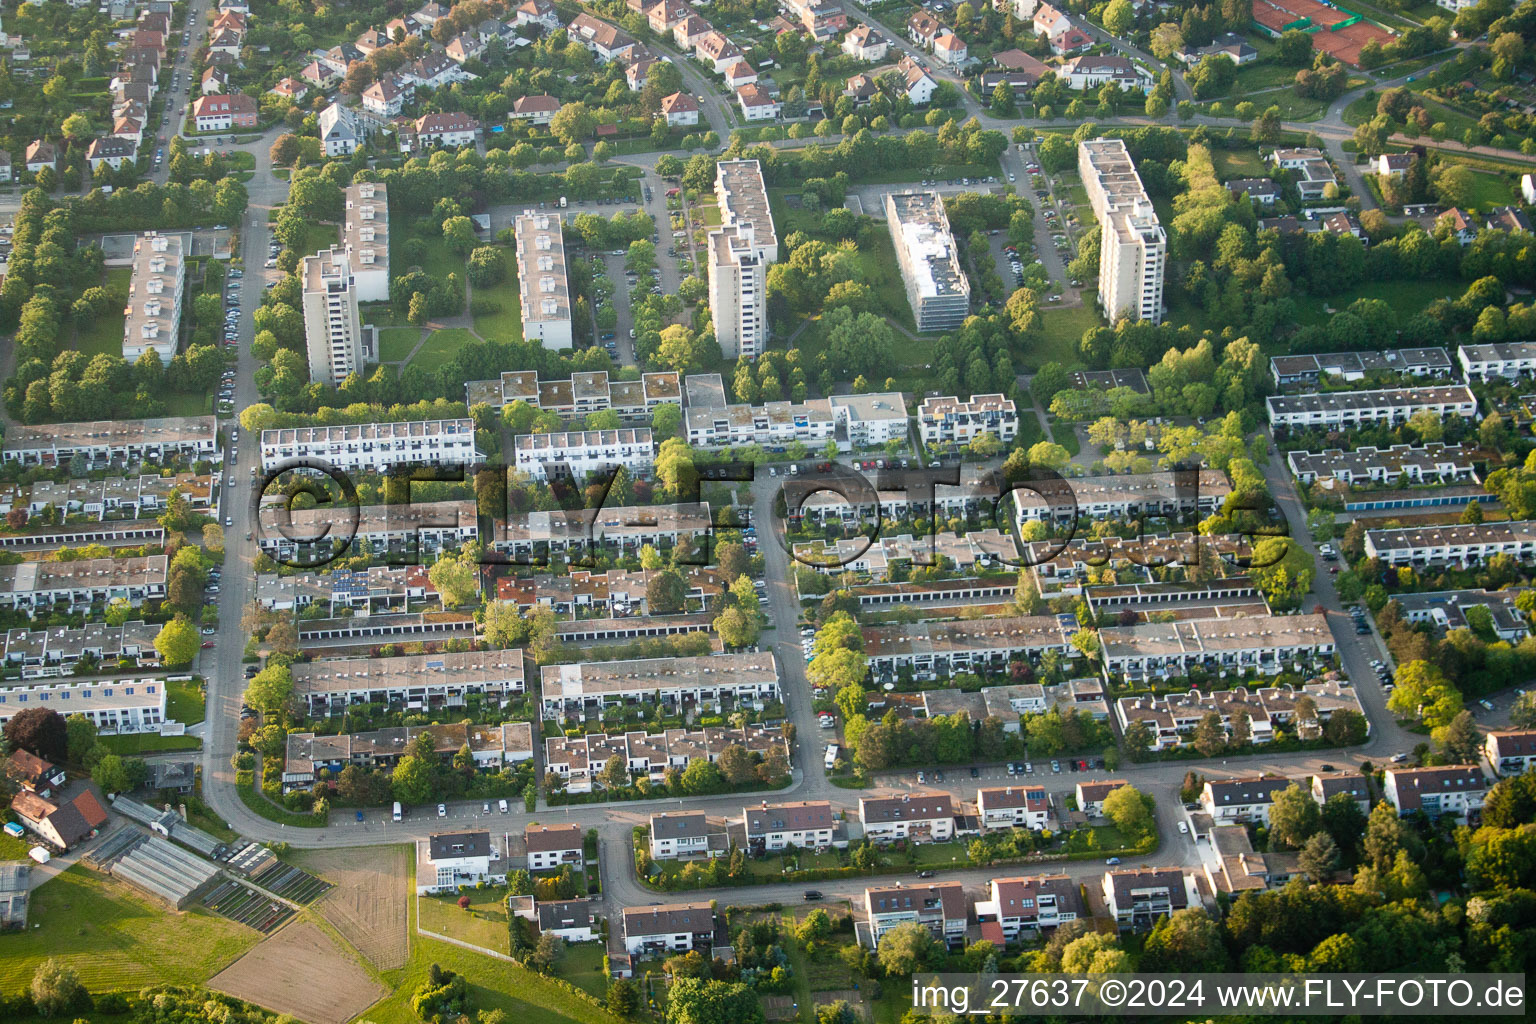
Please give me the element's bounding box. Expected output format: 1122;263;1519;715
123;232;186;365
1079;138;1165;325
301;247;366;386
515;211;574;350
344;182;390;302
709;159;777;360
885;191;970;333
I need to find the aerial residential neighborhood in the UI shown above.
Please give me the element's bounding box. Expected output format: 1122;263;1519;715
0;0;1533;1020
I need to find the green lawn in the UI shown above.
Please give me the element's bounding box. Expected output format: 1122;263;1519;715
471;252;525;343
411;328;477;373
0;865;259;994
1457;168;1517;212
295;222;340;256
0;831;30;861
1212;148;1269;180
1293;277;1463;328
162;391;213;418
419;892;509;954
1027;302;1101;370
378;326;423;363
98;733;202;754
1235;60;1303;93
556;941;609;999
72;266;132;359
166;678;205;726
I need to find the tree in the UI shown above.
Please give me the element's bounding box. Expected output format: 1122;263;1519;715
1141;908;1227;972
530;931;564;973
4;708;68;764
443;216;477;259
65;714;97;764
428;551;479;607
1432;709;1480;763
392;754;434;805
1512;691;1536;729
666;978;764;1024
607;977;641;1018
714;606;759;648
1300;831;1341;881
647;570;688;614
1101;784;1151;835
876;921;936;976
1027;441;1071;471
1103;0;1134;36
600;754;629;790
154;616;200;667
1192;711;1225;756
1267;783;1322;849
30;959;85;1018
1388;660;1463;728
245;664;295;714
798;907;833;943
92;752;131;794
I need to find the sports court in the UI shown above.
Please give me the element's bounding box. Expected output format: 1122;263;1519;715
1252;0;1395;67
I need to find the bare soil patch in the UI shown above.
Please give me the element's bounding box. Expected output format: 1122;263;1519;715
209;919;385;1024
295;844;410;970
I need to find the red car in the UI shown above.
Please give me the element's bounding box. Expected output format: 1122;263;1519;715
200;641;215;648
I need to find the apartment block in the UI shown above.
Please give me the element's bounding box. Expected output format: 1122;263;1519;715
743;799;838;851
1392;589;1532;642
1485;730;1536;777
1200;776;1291;826
916;394;1019;446
419;831;502;894
260;419;478;473
515;211;573;350
829;393;909;448
1115;681;1364;752
1383;765;1486;819
123;232;185;364
977;785;1049;831
1269;347;1452;388
1287;443;1478;487
885;191;969;332
0;556;168;610
709;160;777;359
1;416;217;469
497;502;712;560
1364;521;1536;567
344;181;389;302
538;652;781;721
1;620;160;679
1311;772;1370;814
257;498;478;562
301;247;366;386
1011;469;1231;523
512;428;654;482
1102;868;1192;930
862;615;1074;679
0;677;167;734
859;792;955;842
1266;385;1478;430
1459;341;1536;381
1079;138;1165;324
980;875;1082;939
288;649;526;715
1100;614;1335;681
863;881;968;947
283;721;534;786
465;369;681;417
648;811;725;859
622;902;715;955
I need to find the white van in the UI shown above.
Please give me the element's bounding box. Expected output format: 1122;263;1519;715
824;744;840;770
392;801;403;822
498;799;508;813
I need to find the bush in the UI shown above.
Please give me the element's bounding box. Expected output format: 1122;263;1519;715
469;298;502;316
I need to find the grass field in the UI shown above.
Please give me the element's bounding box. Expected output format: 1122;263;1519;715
72;267;132;359
378;326;423;363
0;865;258;994
1027;302;1101;370
411;328;476;372
362;861;622;1024
295;222;340;256
471;250;525;342
1458;168;1517;212
166;678;205;725
99;733;201;754
419;891;509;954
0;831;30;860
1293;277;1462;328
1212;148;1269;180
163;391;213;418
1235;60;1302;93
557;941;609;999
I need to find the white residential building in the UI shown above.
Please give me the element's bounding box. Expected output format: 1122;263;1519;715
122;232;185;365
0;677;167;734
1364;521;1536;567
917;394;1018;446
525;823;584;871
1383;765;1486;819
300;247;365;386
1102;868;1193;931
743;800;838;851
886;191;969;332
977;785;1049;831
708;160;777;360
0;417;218;467
419;831;501;894
1101;614;1335;681
1485;730;1536;778
1459;342;1536;381
259;419;479;473
982;875;1082;939
289;649;525;715
512;428;654;482
515;211;573;350
1200;776;1291;826
622;902;715;955
538;652;780;720
1075;780;1129;817
1080;138;1165;324
864;881;968;947
1266;386;1478;430
319;103;366;156
345;181;390;303
648;811;721;859
859;792;955;842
